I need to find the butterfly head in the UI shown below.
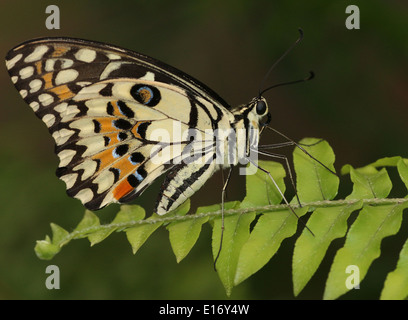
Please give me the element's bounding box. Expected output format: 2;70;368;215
246;96;271;128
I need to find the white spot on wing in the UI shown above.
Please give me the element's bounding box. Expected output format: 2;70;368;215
29;101;40;112
55;69;79;85
139;71;155;81
60;173;78;189
76;135;106;157
52;128;75;145
19;89;28;98
19;66;34;79
100;61;130;80
75;48;96;63
24;45;49;63
29;79;43;93
85;99;113;116
6;53;23;70
93;170;115;194
60;105;80;122
39;93;54;106
45;59;55;72
42;114;56;127
73;159;98;180
74;188;94;203
106;53;121;60
58;149;76;167
54;102;68;113
69;118;97;136
45;58;74;72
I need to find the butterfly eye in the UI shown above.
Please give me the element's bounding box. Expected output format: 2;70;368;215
256;100;267;115
130;84;161;107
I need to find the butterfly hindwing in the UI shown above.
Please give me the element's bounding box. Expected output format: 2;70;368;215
6;38;232;212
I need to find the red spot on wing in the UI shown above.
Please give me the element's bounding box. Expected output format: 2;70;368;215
112;179;134;200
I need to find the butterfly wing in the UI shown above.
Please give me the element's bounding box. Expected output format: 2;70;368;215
6;38;232;212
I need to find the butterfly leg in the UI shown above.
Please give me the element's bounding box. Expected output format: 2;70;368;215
213;165;234;271
248;158;315;237
262;126;337;176
220;168;228;201
251;148;301;208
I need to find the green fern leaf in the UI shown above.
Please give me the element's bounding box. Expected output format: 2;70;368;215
235;207;308;286
293;138;339;202
240;160;285;208
396;158;408;191
33;138;408;300
342;165;392;199
292;201;363;296
381;237;408;299
126;213;162;254
211;201;255;296
35;223;69;260
166;199;209;263
324;202;408;300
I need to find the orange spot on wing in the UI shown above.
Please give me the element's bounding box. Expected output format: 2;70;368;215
131;121;149;139
35;61;42;74
97;118;116;133
42;72;53;89
109;100;131;117
104;132;119;146
52;45;70;58
112;179;134;200
110;101;121;117
92;148;115;172
49;85;75;100
116;157;140;180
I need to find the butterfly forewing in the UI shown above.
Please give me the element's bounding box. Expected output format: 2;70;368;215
6;38;232;212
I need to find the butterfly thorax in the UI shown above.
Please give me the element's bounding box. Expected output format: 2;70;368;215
226;96;270;165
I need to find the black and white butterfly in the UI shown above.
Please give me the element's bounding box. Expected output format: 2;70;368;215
6;38;278;214
6;34;324;225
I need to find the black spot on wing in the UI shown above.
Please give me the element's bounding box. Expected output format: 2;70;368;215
113;119;132;130
117;100;134;118
136;122;151;139
109;167;120;182
104;136;110;146
99;83;113;97
129;152;145;165
56;166;68;178
113;144;129;157
106;101;114;115
127;167;147;188
118;132;128;141
93;119;101;133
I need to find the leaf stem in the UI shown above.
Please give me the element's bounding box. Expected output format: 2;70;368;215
53;197;408;247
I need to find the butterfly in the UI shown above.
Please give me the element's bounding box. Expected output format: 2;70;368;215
5;37;277;216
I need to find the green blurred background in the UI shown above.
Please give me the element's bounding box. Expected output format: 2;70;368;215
0;0;407;299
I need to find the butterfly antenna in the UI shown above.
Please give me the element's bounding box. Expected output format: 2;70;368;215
258;28;305;97
260;71;314;96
